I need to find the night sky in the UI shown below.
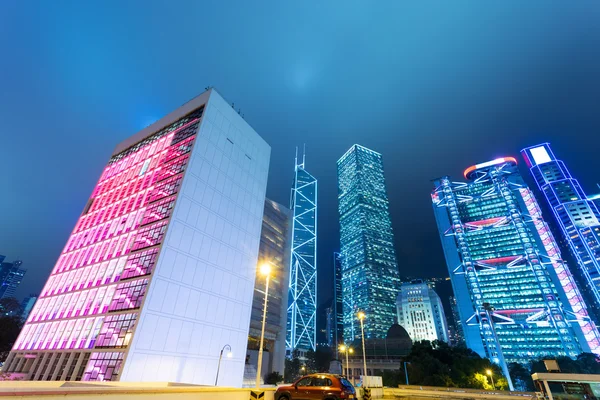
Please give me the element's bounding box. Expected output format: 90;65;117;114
2;2;600;310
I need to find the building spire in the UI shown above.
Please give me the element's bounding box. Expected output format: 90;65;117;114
302;143;306;168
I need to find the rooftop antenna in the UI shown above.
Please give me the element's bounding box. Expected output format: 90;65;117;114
295;146;299;169
302;143;306;168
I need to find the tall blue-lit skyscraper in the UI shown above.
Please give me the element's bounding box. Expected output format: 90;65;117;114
337;145;400;342
286;151;317;355
522;144;600;323
432;157;600;389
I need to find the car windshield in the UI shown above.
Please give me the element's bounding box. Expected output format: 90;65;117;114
339;377;354;391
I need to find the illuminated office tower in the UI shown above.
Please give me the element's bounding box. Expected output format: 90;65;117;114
247;199;292;378
337;145;400;342
0;258;26;299
522;144;600;323
286;151;317;355
396;280;449;343
2;89;271;386
432;157;600;389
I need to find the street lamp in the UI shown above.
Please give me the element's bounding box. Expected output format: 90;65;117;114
486;369;496;390
404;361;411;385
301;365;306;375
357;311;367;380
215;344;232;386
339;344;354;377
256;262;272;389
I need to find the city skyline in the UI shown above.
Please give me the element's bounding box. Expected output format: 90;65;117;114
4;3;600;310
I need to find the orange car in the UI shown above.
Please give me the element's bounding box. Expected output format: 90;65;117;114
275;374;356;400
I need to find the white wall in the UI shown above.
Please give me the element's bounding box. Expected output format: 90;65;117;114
119;90;271;387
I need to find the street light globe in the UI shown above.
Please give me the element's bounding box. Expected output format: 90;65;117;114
357;311;366;320
486;369;492;375
339;344;346;352
260;263;271;276
349;348;354;354
226;351;233;358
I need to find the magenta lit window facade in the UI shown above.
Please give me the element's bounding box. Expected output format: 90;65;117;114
5;107;204;381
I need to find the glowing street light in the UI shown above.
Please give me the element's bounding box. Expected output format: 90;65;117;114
339;344;354;377
215;344;232;386
357;311;367;380
256;262;272;389
486;369;496;390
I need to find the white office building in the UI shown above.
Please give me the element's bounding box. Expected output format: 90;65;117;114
2;89;271;387
396;280;449;343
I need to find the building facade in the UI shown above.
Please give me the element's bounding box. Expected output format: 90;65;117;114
2;89;271;386
247;199;292;378
337;145;400;342
432;157;600;389
20;294;38;321
522;144;600;323
331;252;344;348
286;153;317;355
396;280;449;343
0;258;26;299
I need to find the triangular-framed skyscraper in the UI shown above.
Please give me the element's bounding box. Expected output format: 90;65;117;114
286;147;317;356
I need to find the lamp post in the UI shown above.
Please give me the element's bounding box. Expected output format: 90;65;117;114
404;361;410;385
339;344;353;377
215;344;232;386
486;369;496;390
357;311;367;380
256;262;271;389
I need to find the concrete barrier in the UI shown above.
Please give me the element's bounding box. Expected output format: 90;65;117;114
0;381;276;399
384;385;536;399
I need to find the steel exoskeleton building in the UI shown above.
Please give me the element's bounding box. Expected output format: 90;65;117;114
522;143;600;324
286;152;317;355
432;157;600;388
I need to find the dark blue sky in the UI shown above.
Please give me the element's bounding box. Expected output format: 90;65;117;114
2;2;600;305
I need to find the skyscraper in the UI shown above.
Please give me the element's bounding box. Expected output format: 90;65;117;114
0;258;26;299
432;157;600;389
396;280;449;343
337;144;400;342
2;89;271;386
448;296;465;347
286;151;317;355
20;294;38;321
247;198;292;378
332;252;344;347
521;144;600;323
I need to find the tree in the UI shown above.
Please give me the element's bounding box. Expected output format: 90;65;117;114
264;371;284;385
0;298;22;317
0;315;23;362
508;362;534;391
285;351;301;382
306;346;333;373
403;340;507;390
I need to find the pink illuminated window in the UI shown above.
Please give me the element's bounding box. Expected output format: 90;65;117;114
131;221;168;251
154;154;190;183
121;248;160;280
108;279;149;312
148;174;184;203
141;197;176;226
83;352;124;381
95;314;137;348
